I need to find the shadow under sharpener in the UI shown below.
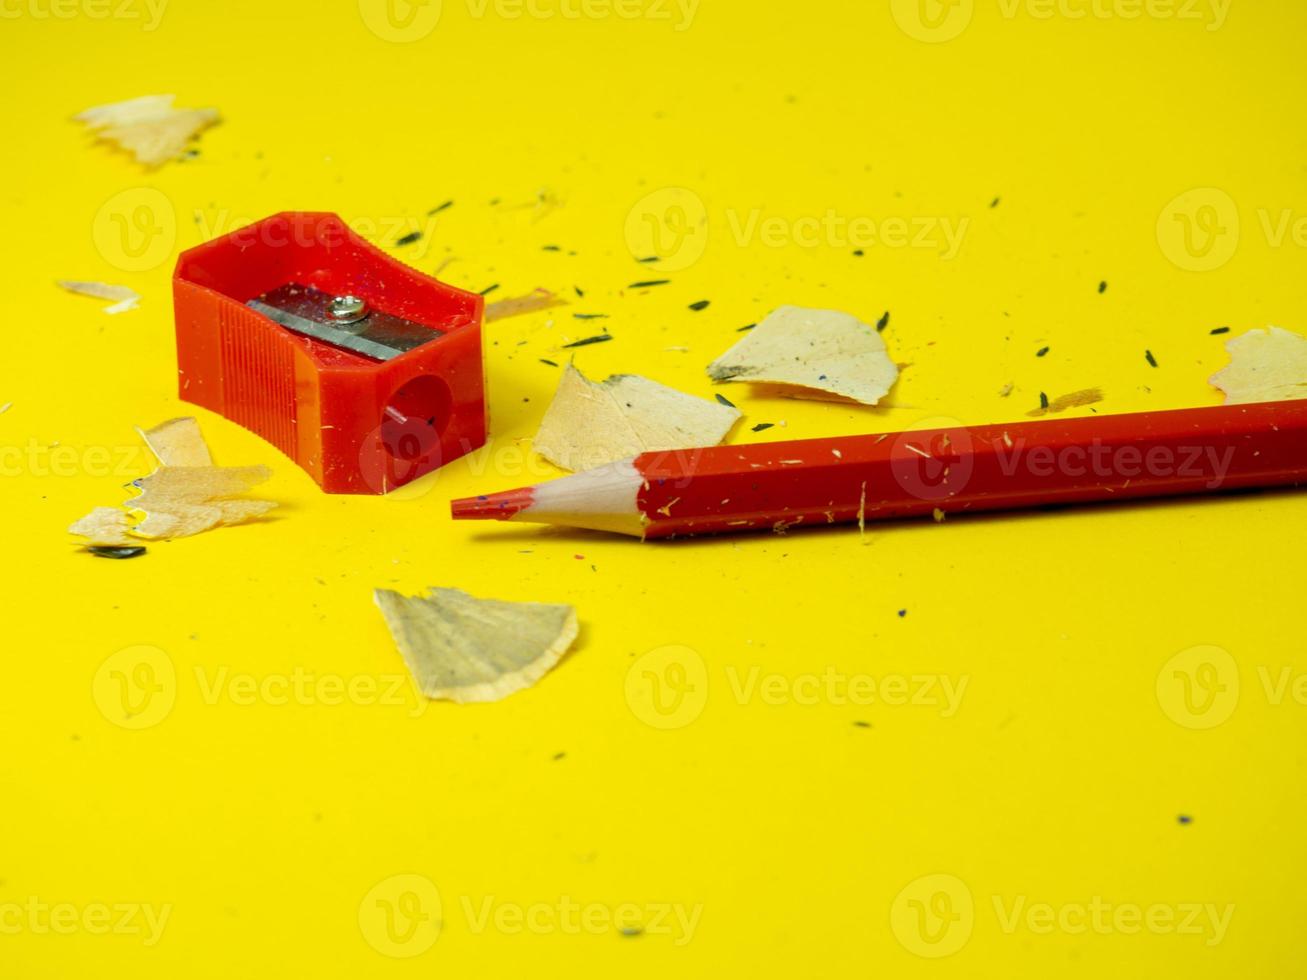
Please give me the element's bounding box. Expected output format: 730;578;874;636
172;212;487;494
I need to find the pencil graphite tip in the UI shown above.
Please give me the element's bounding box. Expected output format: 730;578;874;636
450;486;536;520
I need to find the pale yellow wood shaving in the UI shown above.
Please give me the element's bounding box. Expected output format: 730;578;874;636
130;465;275;539
706;305;899;405
75;94;219;167
137;417;214;467
1210;326;1307;405
533;363;741;472
68;507;136;547
374;587;579;703
484;288;567;322
56;280;140;314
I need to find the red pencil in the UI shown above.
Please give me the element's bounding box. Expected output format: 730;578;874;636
450;400;1307;539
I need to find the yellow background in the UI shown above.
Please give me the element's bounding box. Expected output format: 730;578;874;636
2;0;1305;975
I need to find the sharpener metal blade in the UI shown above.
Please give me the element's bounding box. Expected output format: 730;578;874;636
247;283;441;361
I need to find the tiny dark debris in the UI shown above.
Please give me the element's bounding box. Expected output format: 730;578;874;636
629;279;670;289
573;313;608;319
737;323;756;332
1039;392;1049;410
715;393;736;408
1098;281;1108;294
1036;346;1050;357
542;244;562;251
563;334;613;349
88;545;147;560
689;300;710;311
751;422;774;432
479;283;499;295
1210;326;1230;335
876;312;890;332
427;200;453;216
540;359;559;367
852;249;864;256
395;231;422;247
1145;350;1159;368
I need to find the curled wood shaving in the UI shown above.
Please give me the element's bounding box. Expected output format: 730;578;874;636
68;418;274;544
68;507;136;547
1026;387;1105;417
1210;327;1307;404
534;363;741;472
485;288;567;322
56;280;140;314
374;587;578;703
137;417;213;467
75;94;219;167
130;465;275;539
707;305;899;405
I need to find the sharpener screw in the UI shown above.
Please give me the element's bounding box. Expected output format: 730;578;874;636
330;295;368;323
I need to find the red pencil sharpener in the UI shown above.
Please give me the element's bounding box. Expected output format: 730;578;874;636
172;212;486;493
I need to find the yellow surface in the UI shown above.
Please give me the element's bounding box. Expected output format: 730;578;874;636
2;1;1305;975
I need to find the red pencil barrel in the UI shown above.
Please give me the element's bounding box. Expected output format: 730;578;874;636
633;400;1307;539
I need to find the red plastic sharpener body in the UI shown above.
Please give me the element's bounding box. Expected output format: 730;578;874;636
172;212;486;494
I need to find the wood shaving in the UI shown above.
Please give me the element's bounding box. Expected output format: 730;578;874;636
137;417;213;467
75;94;219;167
374;587;578;703
706;305;899;405
130;465;275;539
1210;327;1307;404
68;418;274;544
534;363;741;472
56;280;140;314
68;507;136;547
484;288;567;322
1026;387;1105;417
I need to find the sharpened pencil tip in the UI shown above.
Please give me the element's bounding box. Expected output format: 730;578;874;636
450;487;536;520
